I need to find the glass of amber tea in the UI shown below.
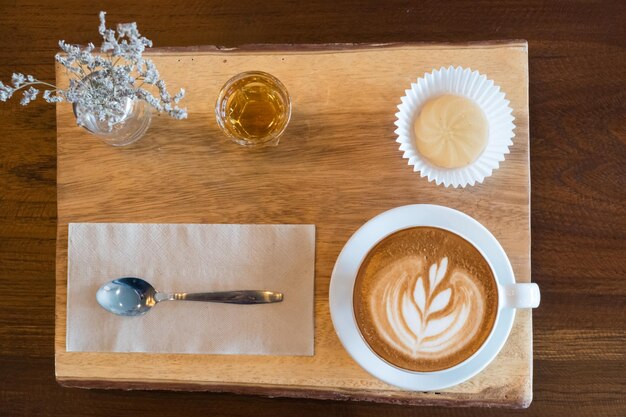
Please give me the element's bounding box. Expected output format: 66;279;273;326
215;71;291;147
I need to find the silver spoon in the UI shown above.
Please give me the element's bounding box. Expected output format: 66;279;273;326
96;277;283;316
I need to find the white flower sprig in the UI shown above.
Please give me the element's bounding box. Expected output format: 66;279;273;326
0;11;187;129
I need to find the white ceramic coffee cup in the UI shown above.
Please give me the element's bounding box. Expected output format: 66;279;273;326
329;204;540;391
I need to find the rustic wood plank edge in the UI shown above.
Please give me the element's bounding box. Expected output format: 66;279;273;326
56;377;530;408
144;40;528;54
74;40;528;55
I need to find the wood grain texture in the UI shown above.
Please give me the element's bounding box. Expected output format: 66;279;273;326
54;43;531;407
1;1;624;416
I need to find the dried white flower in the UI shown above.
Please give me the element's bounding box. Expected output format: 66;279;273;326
43;90;63;103
0;87;11;102
173;88;185;103
0;81;13;101
170;108;187;120
12;73;26;88
20;87;39;105
0;11;188;129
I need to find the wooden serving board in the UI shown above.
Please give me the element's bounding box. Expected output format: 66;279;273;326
55;42;532;408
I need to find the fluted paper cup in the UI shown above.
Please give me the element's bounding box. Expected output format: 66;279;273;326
394;66;515;188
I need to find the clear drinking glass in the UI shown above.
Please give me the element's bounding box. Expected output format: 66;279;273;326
215;71;291;147
73;97;152;147
71;71;152;147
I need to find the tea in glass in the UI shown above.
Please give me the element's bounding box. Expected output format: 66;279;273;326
215;71;291;147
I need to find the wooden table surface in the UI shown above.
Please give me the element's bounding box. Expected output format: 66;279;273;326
0;1;624;416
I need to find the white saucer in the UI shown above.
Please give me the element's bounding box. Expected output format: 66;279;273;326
329;204;516;391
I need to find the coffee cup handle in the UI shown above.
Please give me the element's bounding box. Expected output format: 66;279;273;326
502;283;540;308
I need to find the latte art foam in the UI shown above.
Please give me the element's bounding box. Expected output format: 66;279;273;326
354;227;498;371
372;256;484;361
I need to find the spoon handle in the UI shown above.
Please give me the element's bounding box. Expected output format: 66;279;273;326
171;290;283;304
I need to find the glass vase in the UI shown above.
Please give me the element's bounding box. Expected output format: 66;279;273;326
73;97;152;147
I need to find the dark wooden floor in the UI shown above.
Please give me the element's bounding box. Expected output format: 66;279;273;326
0;1;624;416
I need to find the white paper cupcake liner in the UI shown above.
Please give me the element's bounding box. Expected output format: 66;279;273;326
394;66;515;188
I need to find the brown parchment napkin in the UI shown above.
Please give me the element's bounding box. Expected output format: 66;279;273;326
66;223;315;355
